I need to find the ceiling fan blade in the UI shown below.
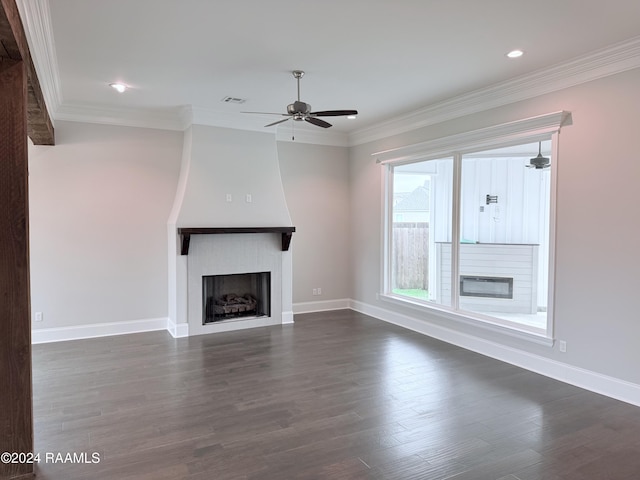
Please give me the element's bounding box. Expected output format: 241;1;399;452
305;117;332;128
309;110;358;117
265;118;292;128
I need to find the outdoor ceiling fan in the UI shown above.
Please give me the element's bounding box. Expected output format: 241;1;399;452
526;142;551;169
243;70;358;128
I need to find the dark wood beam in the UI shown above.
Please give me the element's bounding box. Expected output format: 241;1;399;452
0;59;34;480
0;2;41;479
1;0;54;145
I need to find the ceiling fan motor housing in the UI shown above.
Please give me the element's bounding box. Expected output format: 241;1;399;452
288;101;311;115
528;155;550;169
531;159;549;168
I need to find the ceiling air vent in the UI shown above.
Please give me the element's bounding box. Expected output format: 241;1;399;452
221;96;246;104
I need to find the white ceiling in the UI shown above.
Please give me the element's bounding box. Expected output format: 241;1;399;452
29;0;640;137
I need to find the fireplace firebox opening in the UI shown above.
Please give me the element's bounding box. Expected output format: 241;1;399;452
460;275;513;299
203;272;271;324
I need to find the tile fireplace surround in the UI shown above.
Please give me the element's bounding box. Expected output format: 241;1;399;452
170;227;295;337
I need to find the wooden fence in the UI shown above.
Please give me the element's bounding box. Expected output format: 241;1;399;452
392;222;429;290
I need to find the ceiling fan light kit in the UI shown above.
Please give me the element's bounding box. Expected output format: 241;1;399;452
244;70;358;129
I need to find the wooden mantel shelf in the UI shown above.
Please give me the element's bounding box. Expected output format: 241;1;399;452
178;227;296;255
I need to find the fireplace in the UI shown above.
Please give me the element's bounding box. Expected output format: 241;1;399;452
203;271;271;323
460;275;513;299
166;126;295;337
175;230;293;336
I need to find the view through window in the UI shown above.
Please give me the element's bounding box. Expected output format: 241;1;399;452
388;140;552;333
391;158;452;307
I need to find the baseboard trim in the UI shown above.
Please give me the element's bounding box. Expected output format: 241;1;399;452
349;300;640;407
281;311;295;325
293;298;351;314
32;317;168;344
166;318;189;338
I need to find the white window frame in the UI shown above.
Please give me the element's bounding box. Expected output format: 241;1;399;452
376;111;571;345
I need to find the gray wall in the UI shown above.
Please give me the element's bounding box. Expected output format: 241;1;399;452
29;121;183;328
348;67;640;385
278;141;351;304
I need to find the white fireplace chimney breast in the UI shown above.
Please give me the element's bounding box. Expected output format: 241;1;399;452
167;124;294;336
175;125;292;227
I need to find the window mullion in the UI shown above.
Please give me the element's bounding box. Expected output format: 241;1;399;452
451;153;462;310
382;165;393;295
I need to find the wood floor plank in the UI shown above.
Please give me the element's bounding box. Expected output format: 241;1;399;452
32;310;640;479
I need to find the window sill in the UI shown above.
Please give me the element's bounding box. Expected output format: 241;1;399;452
378;293;554;347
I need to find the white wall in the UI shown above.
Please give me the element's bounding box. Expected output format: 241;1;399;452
278;141;351;305
29;121;183;329
349;67;640;386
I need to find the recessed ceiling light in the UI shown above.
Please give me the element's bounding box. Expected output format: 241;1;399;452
347;115;357;119
109;83;127;93
506;49;524;59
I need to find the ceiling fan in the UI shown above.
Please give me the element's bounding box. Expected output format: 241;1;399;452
243;70;358;129
526;142;551;169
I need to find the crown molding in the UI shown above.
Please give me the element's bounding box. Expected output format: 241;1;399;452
349;35;640;146
185;106;349;146
56;103;185;131
373;111;571;165
15;0;62;117
55;103;350;145
187;106;272;133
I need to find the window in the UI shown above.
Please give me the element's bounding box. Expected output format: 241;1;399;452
390;158;453;307
378;112;568;339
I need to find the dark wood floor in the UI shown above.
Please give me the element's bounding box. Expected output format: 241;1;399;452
32;310;640;479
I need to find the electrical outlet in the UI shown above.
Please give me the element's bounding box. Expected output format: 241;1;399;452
34;312;43;322
317;287;322;295
312;288;318;296
226;193;232;202
559;340;567;353
246;194;252;203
